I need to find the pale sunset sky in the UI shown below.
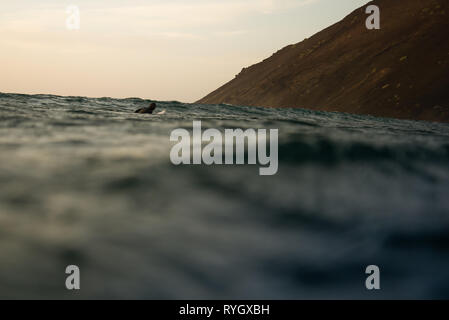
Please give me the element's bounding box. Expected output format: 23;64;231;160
1;0;368;102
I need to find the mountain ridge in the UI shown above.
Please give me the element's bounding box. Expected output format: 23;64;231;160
197;0;449;122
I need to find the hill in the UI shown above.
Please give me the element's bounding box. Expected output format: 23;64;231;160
197;0;449;122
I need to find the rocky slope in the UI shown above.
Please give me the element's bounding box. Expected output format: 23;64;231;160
197;0;449;122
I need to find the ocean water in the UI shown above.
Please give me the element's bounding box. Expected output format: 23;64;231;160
0;92;449;299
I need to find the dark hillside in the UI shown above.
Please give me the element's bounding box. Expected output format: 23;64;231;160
197;0;449;122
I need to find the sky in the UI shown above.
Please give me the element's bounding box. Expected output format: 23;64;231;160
0;0;369;102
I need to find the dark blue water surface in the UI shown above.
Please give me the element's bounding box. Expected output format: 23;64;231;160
0;92;449;299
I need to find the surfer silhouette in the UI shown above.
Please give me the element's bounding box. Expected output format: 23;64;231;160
135;102;157;114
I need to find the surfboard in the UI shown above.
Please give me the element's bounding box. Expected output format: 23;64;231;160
156;110;166;115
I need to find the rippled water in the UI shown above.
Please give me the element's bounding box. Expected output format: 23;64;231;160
0;92;449;299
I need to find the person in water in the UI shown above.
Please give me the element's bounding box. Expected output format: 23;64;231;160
135;102;157;114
